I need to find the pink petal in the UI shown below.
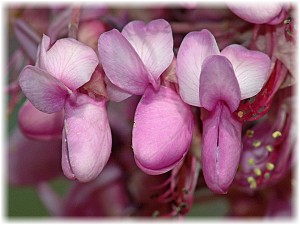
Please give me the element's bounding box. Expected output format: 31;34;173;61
132;86;194;175
42;36;99;90
176;29;220;106
98;29;152;95
105;77;132;102
19;65;70;113
221;44;271;99
36;34;51;68
122;19;174;81
64;163;129;217
62;94;112;182
18;100;64;140
228;4;283;24
199;55;241;112
61;127;75;180
202;102;242;194
9;127;62;186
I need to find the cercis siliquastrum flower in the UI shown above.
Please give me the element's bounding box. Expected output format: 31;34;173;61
98;19;194;175
19;34;112;182
176;29;271;193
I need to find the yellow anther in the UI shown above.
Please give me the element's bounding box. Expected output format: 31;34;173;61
264;173;270;179
247;176;255;183
238;111;244;118
247;176;257;189
272;131;282;138
246;129;254;138
265;145;273;152
249;181;257;189
252;140;262;148
266;162;275;171
248;158;255;166
254;168;262;176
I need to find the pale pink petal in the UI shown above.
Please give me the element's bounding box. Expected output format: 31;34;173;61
176;30;220;106
42;37;99;90
9;127;62;186
202;102;242;194
98;29;151;95
132;86;194;175
221;44;271;99
105;77;132;102
199;55;241;112
36;34;50;68
228;4;283;24
122;19;174;81
18;100;64;140
19;65;70;113
63;94;112;182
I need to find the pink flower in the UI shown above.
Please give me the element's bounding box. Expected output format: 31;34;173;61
18;100;64;140
228;3;288;25
9;127;62;186
98;19;194;175
176;29;271;193
98;19;174;102
62;160;130;216
19;34;112;182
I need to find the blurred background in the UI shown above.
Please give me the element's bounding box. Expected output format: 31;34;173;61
6;3;295;218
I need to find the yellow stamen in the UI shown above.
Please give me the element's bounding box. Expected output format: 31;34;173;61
238;111;244;118
248;158;255;166
246;129;254;138
247;176;257;189
272;131;282;138
264;173;270;179
254;168;262;176
253;140;261;148
247;176;255;183
265;145;273;152
266;162;275;171
250;181;257;189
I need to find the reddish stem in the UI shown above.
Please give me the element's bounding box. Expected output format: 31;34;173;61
68;6;81;39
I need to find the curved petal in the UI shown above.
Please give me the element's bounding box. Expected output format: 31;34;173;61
122;19;174;81
19;65;69;113
18;100;64;140
63;94;112;182
176;30;220;106
132;86;194;175
9;127;62;186
221;44;271;99
42;37;99;90
36;34;51;68
98;29;152;95
228;4;283;24
199;55;241;112
202;102;242;194
105;77;132;102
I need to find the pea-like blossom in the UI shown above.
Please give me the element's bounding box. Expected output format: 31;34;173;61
228;3;288;25
176;29;271;193
19;34;112;182
98;19;194;175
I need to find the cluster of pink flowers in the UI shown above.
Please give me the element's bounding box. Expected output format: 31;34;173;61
8;3;295;218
